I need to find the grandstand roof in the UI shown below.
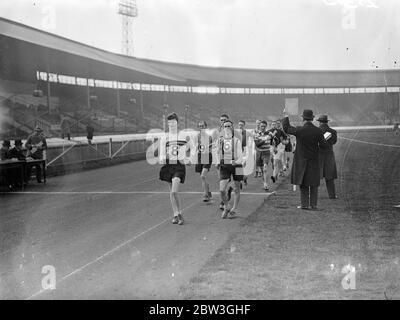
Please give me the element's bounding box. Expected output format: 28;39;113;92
1;17;400;87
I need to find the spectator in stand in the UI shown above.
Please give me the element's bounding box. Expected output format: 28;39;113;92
0;140;11;160
86;122;94;145
9;140;26;160
0;140;12;189
25;126;47;183
394;123;400;136
317;115;338;199
8;139;27;188
60;116;71;140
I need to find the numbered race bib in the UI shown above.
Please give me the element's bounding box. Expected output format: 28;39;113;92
166;139;186;163
221;138;234;164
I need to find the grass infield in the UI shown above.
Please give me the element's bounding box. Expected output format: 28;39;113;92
180;131;400;300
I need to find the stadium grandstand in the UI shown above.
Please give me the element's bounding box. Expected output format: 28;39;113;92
2;2;400;302
1;16;400;141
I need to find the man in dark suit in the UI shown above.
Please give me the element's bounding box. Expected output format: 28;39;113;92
86;122;94;145
25;126;47;183
8;139;26;188
317;115;338;199
0;140;11;160
282;109;327;210
9;139;26;160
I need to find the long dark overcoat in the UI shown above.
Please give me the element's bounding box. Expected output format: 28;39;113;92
282;117;327;187
318;123;338;180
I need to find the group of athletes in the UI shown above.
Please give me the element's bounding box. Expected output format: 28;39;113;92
158;112;294;226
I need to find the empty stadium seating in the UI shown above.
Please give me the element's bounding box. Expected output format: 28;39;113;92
2;75;399;141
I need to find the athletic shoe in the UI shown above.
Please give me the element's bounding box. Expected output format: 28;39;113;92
177;213;184;225
221;208;230;219
263;184;270;191
297;206;309;210
203;194;210;202
283;166;287;171
172;216;179;224
228;210;237;219
219;201;225;210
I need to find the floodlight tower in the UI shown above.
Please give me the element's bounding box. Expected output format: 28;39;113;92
118;0;138;56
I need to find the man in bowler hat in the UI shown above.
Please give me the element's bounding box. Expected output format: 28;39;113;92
9;139;26;160
282;109;327;210
317;115;338;199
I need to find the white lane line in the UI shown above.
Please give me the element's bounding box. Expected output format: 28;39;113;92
70;177;157;191
25;200;199;300
5;191;273;196
338;136;400;148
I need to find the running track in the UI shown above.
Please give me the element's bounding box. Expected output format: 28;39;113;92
0;160;275;299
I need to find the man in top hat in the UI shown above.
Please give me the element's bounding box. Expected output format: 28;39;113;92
282;109;327;210
1;140;11;161
25;125;47;183
317;115;338;199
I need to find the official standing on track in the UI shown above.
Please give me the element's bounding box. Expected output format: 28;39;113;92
317;115;338;199
282;109;327;210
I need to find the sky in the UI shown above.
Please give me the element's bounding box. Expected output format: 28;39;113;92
0;0;399;70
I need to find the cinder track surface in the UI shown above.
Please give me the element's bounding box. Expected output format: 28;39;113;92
0;159;275;299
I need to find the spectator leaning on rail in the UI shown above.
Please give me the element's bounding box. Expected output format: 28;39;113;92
25;125;47;183
317;115;338;199
8;139;27;188
0;140;12;189
9;139;26;161
0;140;11;160
281;109;328;210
